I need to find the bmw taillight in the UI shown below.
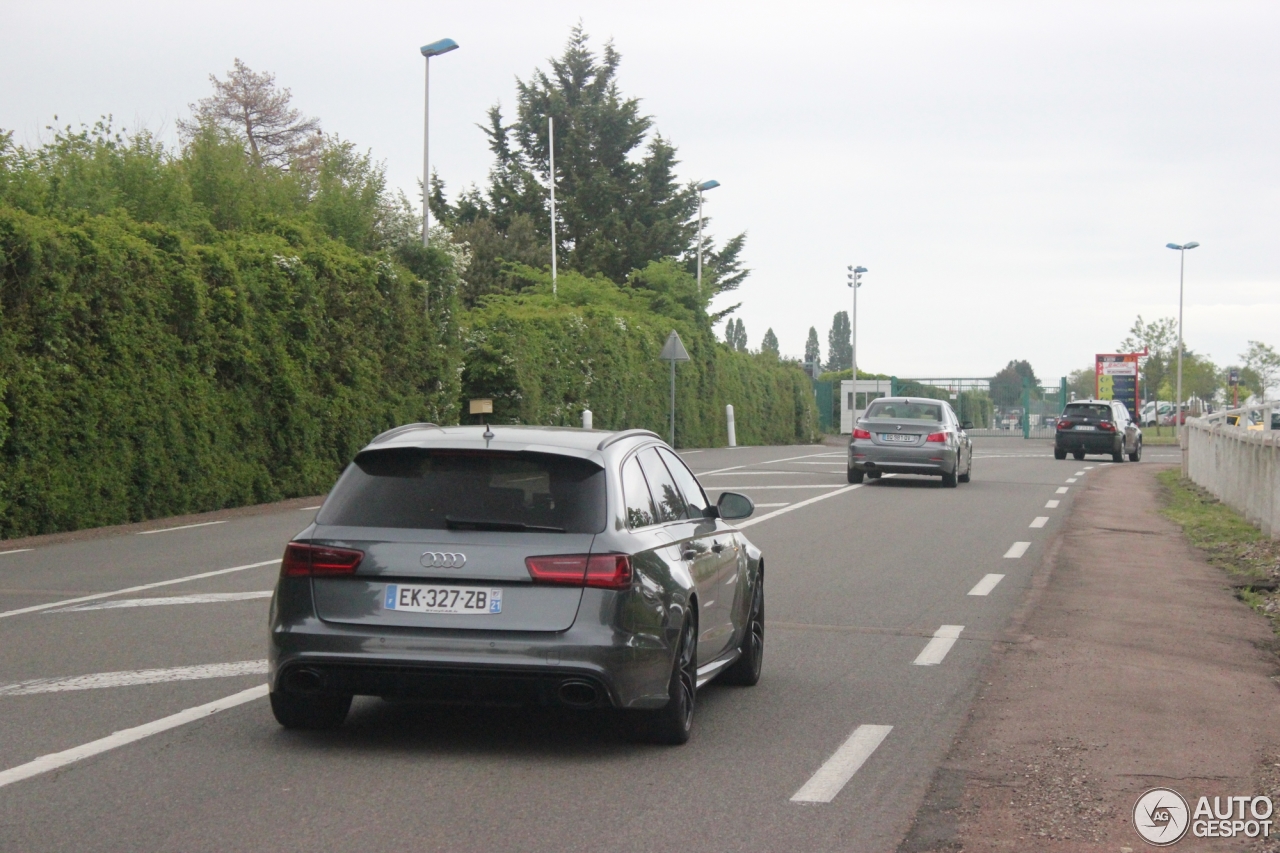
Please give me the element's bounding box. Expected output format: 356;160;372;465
526;554;633;590
1098;422;1117;432
925;431;948;443
852;428;872;440
281;542;364;577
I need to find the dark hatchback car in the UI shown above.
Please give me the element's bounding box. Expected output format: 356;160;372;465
1054;400;1142;462
268;424;764;744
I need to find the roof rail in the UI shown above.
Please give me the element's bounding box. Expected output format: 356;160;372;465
597;429;663;451
369;422;443;445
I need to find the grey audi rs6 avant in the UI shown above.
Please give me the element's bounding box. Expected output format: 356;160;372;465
268;424;764;744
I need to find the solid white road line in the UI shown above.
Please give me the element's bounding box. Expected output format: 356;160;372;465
753;502;790;508
0;661;268;696
680;450;704;455
0;684;268;790
48;591;273;613
136;520;228;535
967;574;1005;596
694;464;746;476
790;724;894;803
736;485;862;529
707;484;843;490
763;452;844;464
298;505;322;511
913;625;965;666
705;471;836;476
0;549;33;556
1003;542;1031;559
1056;486;1069;494
0;559;281;620
1045;499;1060;509
1030;517;1049;528
1065;477;1078;483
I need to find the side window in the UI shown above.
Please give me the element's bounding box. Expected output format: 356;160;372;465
637;448;688;523
657;447;710;519
620;454;656;529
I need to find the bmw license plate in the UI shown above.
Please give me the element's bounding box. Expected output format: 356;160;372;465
1074;425;1096;431
383;584;502;614
881;433;916;442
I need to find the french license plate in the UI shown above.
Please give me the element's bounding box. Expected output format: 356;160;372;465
881;433;916;442
383;584;503;614
1074;425;1096;431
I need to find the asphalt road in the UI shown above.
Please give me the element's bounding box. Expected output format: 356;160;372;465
0;437;1182;852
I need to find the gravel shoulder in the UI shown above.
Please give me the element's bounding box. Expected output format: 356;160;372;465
901;462;1280;852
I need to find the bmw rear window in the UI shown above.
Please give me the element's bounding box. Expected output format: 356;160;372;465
1064;404;1111;419
317;449;606;533
864;400;943;421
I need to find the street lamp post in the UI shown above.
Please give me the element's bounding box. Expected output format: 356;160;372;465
1166;241;1200;440
696;180;720;295
847;265;867;418
420;38;459;248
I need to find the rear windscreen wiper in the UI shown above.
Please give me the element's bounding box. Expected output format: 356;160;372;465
445;517;565;533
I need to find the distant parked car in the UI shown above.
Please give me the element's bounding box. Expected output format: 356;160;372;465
1054;399;1142;462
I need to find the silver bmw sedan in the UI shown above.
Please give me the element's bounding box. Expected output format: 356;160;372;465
846;396;973;487
268;425;764;744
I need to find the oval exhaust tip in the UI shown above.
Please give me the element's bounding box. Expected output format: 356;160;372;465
288;668;325;693
557;680;599;708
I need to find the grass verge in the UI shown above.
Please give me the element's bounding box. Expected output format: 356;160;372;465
1142;434;1181;446
1157;469;1280;628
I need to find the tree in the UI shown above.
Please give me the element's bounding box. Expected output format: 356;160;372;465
1241;341;1280;397
433;25;747;300
804;327;821;371
826;311;851;371
179;59;321;171
724;318;747;352
1119;315;1178;405
1067;367;1095;400
990;360;1039;407
761;328;779;355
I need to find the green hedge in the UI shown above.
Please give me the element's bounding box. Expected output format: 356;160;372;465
0;207;460;538
460;269;818;447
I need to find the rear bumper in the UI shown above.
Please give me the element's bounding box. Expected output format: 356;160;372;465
1054;431;1121;453
849;442;957;476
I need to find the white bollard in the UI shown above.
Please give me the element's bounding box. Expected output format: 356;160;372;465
726;404;737;447
582;409;593;430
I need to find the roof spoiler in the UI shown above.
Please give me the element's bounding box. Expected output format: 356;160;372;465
369;423;443;445
597;429;662;450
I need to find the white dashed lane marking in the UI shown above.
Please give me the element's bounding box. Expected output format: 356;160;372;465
1004;542;1031;559
1065;477;1078;483
968;574;1005;596
1030;517;1049;529
1056;487;1069;494
1074;471;1086;476
47;592;273;613
913;625;964;666
790;724;895;803
1045;500;1060;509
0;661;267;696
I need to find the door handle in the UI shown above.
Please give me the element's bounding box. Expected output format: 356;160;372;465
711;542;726;553
681;549;698;561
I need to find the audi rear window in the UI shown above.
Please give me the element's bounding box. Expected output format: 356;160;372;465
1064;405;1112;419
317;449;606;533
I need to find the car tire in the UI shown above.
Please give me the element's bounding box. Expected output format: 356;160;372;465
721;579;763;687
269;690;352;730
847;467;864;484
1129;440;1142;463
1054;447;1067;460
1112;441;1125;463
1072;451;1085;461
942;468;958;488
958;451;971;483
637;614;697;745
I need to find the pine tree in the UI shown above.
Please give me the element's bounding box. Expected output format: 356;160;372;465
804;327;822;372
735;319;748;352
761;328;779;355
826;311;851;371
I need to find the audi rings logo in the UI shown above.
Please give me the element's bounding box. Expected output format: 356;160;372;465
420;551;467;569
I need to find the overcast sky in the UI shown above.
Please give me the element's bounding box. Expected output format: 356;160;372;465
4;0;1277;381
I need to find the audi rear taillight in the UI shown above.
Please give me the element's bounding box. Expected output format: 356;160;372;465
281;542;364;577
526;554;633;590
852;428;872;440
925;431;948;443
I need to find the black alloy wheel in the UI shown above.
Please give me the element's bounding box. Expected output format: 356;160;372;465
722;579;764;687
1129;439;1142;463
269;690;352;730
1054;447;1067;460
638;614;697;745
847;467;864;484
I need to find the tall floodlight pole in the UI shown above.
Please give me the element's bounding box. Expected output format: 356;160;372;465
549;116;557;297
847;265;867;417
1166;241;1200;439
420;38;459;248
696;180;720;295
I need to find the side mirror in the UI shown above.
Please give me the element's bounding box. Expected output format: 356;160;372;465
715;491;755;521
962;421;973;430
